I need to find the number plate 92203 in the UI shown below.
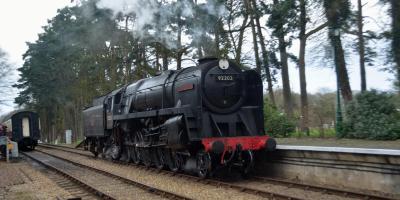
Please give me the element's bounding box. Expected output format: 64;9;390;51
216;75;235;81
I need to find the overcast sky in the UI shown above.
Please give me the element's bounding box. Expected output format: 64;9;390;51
0;0;395;113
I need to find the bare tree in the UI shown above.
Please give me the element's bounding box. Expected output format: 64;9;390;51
0;48;14;107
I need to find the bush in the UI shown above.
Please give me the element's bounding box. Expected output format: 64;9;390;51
342;90;400;140
264;99;295;137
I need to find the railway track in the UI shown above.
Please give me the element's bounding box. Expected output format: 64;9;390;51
33;164;100;200
38;143;397;200
38;144;302;200
249;176;394;200
45;171;99;200
22;150;191;200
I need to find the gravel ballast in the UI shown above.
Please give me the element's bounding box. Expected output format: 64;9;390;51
0;160;72;199
38;147;265;200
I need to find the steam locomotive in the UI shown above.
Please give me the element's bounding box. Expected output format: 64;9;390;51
83;58;276;177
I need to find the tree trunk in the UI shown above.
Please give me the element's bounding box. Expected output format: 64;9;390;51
155;48;160;71
250;22;261;74
251;0;276;106
197;42;203;58
177;17;183;70
246;0;261;74
329;30;353;103
214;19;221;57
273;0;293;118
235;14;249;63
391;0;400;91
323;0;353;103
279;36;293;118
357;0;367;92
124;16;131;84
176;55;182;70
299;0;309;134
162;50;168;71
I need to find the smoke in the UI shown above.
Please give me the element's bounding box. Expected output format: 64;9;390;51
96;0;227;50
97;0;159;33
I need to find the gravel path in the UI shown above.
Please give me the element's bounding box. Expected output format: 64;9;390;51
0;160;72;199
37;147;266;200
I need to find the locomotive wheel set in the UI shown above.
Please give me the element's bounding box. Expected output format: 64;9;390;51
83;58;276;178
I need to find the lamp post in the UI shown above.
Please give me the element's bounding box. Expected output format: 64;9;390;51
335;75;343;135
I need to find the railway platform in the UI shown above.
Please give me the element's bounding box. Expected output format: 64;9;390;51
256;145;400;198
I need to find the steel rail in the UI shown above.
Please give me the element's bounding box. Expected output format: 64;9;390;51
22;151;115;200
33;148;192;200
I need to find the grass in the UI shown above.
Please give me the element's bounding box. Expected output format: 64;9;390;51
50;139;83;148
289;128;336;138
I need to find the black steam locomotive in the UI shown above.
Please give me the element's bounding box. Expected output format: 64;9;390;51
83;58;276;177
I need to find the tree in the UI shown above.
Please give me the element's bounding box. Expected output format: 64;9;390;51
298;0;308;133
322;0;353;103
225;0;249;64
14;0;232;142
344;0;379;92
14;2;123;142
265;0;297;118
0;48;14;107
246;0;262;74
298;0;327;134
356;0;367;92
389;0;400;91
342;90;400;140
250;0;276;105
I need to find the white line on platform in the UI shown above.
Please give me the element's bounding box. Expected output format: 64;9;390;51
276;145;400;156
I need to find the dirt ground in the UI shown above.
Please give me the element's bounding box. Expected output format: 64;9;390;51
0;159;71;200
276;138;400;149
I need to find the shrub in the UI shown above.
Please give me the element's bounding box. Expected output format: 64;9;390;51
342;90;400;140
264;99;295;137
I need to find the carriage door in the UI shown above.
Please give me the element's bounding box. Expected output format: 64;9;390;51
22;117;30;137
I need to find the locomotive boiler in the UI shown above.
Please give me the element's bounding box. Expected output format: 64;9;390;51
83;57;276;177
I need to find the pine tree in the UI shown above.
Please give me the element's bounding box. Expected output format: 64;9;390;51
322;0;353;103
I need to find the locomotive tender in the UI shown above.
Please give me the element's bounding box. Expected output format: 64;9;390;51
83;58;276;177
